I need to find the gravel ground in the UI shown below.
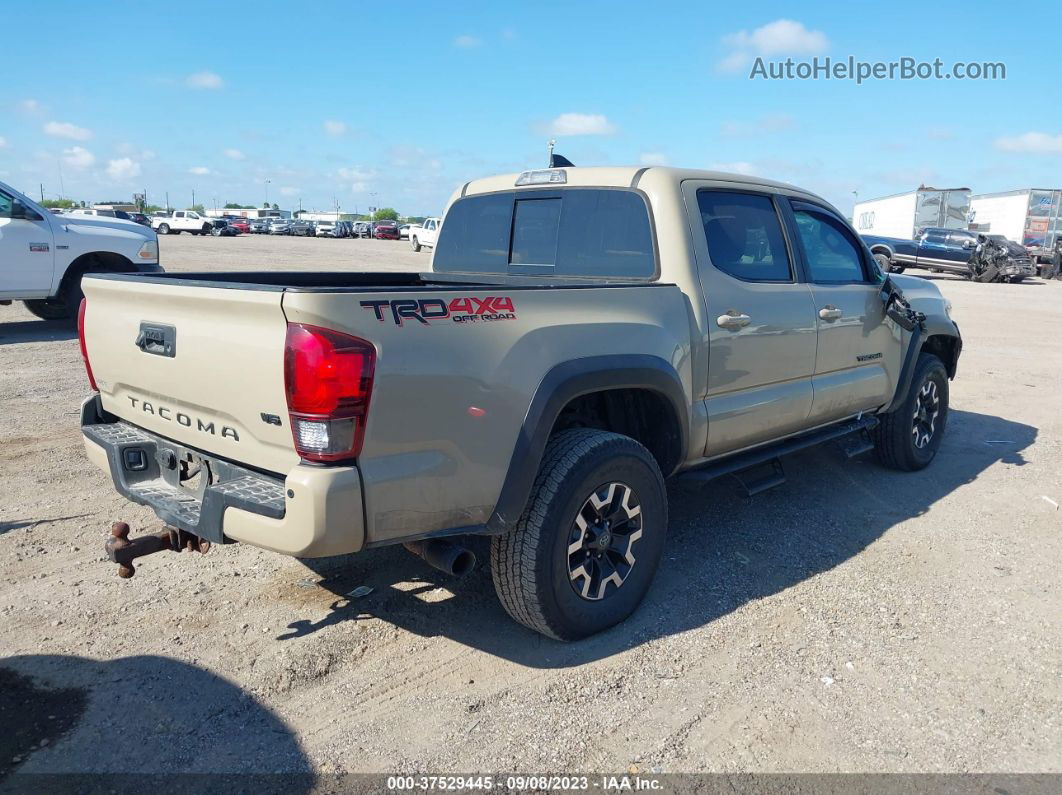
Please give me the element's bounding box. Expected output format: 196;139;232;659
1;233;1060;776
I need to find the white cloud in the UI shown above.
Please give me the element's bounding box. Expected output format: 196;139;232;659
337;166;377;193
545;113;617;136
454;34;482;48
43;121;92;141
994;131;1062;154
710;161;759;176
640;152;669;166
18;99;42;114
186;71;224;89
719;19;829;72
189;166;211;175
62;146;95;169
223;148;246;160
106;157;141;180
323;120;349;137
279;186;300;196
721;113;796;137
0;137;7;149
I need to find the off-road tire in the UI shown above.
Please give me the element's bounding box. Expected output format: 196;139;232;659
490;428;667;640
411;236;421;252
873;353;949;471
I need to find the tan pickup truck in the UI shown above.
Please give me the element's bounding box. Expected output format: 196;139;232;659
79;166;961;640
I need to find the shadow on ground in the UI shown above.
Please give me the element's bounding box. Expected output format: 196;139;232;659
284;409;1035;668
0;319;77;345
0;655;312;785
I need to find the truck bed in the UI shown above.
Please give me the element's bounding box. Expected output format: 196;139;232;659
80;270;690;551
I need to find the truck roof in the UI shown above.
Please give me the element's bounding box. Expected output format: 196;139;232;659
452;165;843;219
461;166;805;196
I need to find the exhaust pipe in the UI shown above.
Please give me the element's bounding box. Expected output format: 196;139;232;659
404;539;476;577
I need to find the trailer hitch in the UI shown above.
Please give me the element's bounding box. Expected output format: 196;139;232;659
105;521;211;579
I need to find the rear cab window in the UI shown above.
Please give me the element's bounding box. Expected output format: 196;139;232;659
433;188;656;278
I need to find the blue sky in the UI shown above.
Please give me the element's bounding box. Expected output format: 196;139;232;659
2;0;1059;216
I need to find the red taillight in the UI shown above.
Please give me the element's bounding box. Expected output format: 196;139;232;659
78;298;98;391
284;323;375;463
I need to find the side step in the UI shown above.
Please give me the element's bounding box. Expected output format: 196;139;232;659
679;415;879;489
731;458;786;497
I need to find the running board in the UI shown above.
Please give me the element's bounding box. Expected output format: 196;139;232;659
679;416;880;488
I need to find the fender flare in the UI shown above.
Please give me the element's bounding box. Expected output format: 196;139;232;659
883;320;962;414
484;354;688;534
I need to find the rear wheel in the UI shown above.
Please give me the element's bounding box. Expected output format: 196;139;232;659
157;223;170;234
411;236;421;252
873;353;949;471
490;429;667;640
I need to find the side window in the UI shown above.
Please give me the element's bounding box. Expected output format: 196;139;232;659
697;190;792;281
188;212;199;219
790;204;868;283
948;231;974;248
0;189;12;218
922;229;946;244
175;211;185;218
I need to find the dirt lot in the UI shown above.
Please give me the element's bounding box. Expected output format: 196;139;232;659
1;233;1060;776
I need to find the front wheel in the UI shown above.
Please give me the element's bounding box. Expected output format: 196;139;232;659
490;429;667;640
411;236;421;252
872;353;949;471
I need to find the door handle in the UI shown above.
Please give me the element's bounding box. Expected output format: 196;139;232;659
717;312;751;329
818;306;843;321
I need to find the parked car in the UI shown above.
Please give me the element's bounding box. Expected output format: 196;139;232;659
863;226;1036;282
207;219;239;237
268;218;292;235
1;179;161;322
353;221;372;238
314;220;338;237
227;218;251;234
409;217;440;252
78;165;961;640
127;212;151;227
152;210;212;236
290;220;316;237
399;224;411;239
373;220;399;240
249;218;270;234
337;221;353;238
68;208;135;222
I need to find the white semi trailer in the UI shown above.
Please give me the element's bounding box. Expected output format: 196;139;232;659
969;188;1062;263
853;187;971;240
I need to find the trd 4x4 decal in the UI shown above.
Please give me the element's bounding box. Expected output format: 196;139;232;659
360;296;516;326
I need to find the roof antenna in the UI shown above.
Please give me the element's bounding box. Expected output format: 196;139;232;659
547;137;575;168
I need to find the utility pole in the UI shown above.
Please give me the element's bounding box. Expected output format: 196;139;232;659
265;179;271;207
548;138;555;166
165;192;170;213
40;184;45;202
192;188;196;209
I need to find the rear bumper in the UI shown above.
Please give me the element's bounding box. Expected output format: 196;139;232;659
81;395;365;557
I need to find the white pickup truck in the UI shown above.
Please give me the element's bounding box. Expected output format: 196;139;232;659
152;210;212;236
0;180;161;321
409;217;441;252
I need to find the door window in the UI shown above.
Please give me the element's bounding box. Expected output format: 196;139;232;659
696;191;792;281
791;205;868;283
0;189;13;218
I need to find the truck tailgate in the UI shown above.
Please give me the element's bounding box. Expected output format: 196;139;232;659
81;277;298;475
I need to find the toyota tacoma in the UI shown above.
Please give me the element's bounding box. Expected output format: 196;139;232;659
79;166;961;640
